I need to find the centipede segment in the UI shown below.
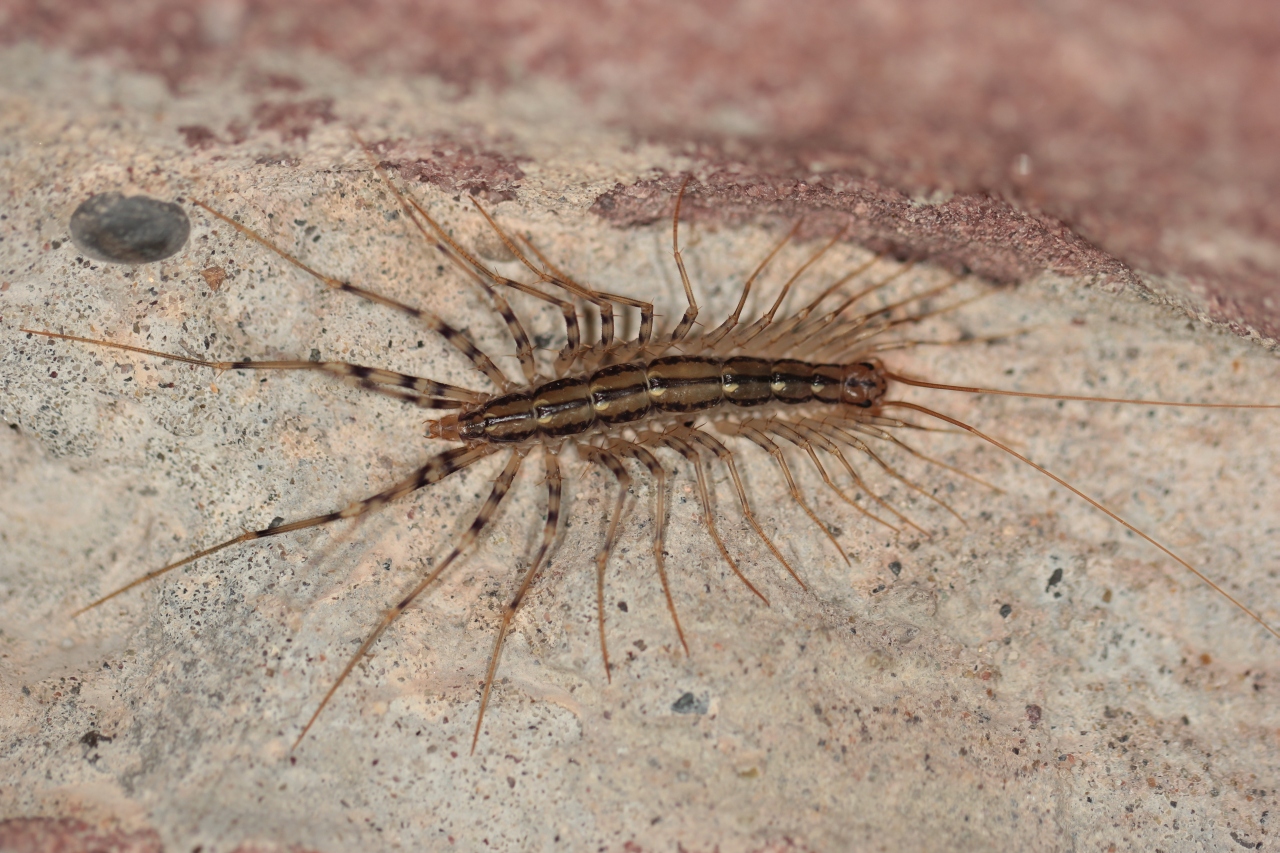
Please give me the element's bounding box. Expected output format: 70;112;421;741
27;144;1280;754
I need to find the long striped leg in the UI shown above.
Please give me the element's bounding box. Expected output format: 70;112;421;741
684;426;807;589
615;439;688;656
756;254;884;353
580;445;634;682
349;137;539;385
193;201;511;391
724;420;852;565
23;331;484;410
466;199;650;369
777;265;926;359
518;235;656;352
829;416;1003;494
659;432;768;604
457;200;593;372
702;222;802;349
390;191;541;385
766;419;899;535
294;448;527;749
723;228;845;353
471;448;562;753
793;419;928;537
668;177;701;343
73;445;497;615
821;419;964;527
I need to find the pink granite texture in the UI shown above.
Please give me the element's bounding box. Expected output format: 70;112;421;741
5;0;1279;338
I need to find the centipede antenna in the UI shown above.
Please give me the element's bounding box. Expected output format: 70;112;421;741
885;401;1280;643
885;372;1280;409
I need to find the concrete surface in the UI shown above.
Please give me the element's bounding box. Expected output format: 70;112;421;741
1;26;1279;853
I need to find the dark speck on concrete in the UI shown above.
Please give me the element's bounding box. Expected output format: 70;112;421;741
1045;567;1064;594
80;730;113;748
671;692;708;715
69;192;190;264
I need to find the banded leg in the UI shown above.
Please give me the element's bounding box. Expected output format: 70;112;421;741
668;177;701;343
829;417;1003;494
518;235;656;353
680;425;806;590
393;190;541;385
74;445;497;615
724;420;852;565
820;419;961;528
614;438;688;655
579;445;634;682
767;419;899;535
757;254;884;353
657;432;768;604
793;418;927;537
464;200;589;372
472;448;562;753
294;448;527;748
702;221;802;350
724;227;845;353
24;331;483;409
469;200;660;366
193;201;511;391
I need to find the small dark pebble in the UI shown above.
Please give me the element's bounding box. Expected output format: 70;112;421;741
80;730;113;748
1045;567;1064;592
999;603;1013;618
69;192;190;264
671;691;708;715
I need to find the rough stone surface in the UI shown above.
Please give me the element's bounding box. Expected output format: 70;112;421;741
1;12;1279;853
3;0;1279;340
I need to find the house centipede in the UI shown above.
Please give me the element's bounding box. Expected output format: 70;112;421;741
22;142;1280;756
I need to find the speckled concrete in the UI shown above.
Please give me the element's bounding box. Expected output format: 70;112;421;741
2;45;1279;853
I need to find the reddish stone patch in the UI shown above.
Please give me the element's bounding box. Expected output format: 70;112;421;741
0;817;162;853
177;124;221;150
594;170;1134;289
251;97;337;142
373;136;528;203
